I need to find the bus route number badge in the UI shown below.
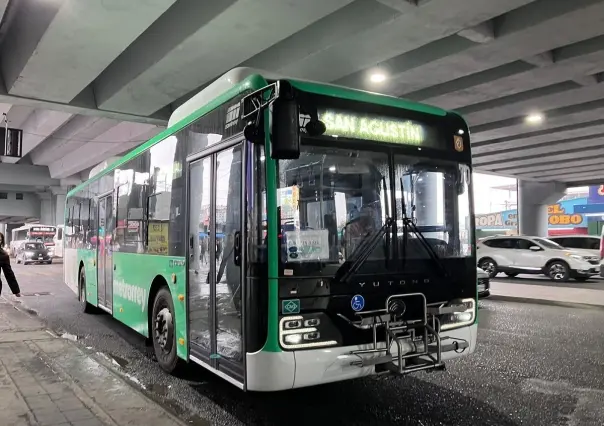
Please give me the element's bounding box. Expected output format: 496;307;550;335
453;135;464;152
351;295;365;312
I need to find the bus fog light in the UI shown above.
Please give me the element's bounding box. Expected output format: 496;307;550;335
303;332;320;341
440;298;476;331
284;334;302;344
284;320;302;329
279;315;338;349
457;312;472;322
304;318;320;327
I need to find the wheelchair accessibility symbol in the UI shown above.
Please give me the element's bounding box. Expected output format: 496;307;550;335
351;294;365;312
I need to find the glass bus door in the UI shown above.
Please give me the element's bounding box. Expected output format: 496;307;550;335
97;195;115;312
187;142;244;383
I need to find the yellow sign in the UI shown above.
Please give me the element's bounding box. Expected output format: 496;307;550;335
453;135;464;152
547;204;583;225
148;221;169;254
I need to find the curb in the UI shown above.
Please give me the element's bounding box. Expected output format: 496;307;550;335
487;294;604;311
2;295;193;426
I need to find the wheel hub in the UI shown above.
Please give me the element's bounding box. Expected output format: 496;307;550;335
155;307;173;352
549;264;565;280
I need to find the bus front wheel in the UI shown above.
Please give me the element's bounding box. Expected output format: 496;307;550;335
151;287;179;373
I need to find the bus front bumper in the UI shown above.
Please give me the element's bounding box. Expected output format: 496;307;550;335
246;323;477;391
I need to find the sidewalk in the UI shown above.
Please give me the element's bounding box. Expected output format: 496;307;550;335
0;296;187;426
489;281;604;308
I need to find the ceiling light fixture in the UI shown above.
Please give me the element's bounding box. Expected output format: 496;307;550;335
526;113;544;124
370;73;386;83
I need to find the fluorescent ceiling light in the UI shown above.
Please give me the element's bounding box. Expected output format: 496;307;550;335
370;73;386;83
526;113;543;124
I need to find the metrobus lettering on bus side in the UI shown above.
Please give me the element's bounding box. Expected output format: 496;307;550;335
63;67;477;392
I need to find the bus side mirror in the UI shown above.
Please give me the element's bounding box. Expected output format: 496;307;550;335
242;80;325;160
269;97;300;160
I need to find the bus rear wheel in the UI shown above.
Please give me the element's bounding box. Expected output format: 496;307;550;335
151;287;179;373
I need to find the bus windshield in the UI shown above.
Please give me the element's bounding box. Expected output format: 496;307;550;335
275;142;471;276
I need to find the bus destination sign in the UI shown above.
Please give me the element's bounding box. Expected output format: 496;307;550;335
318;109;439;147
30;226;55;235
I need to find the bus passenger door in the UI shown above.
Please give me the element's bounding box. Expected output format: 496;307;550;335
97;194;115;312
187;155;213;360
187;141;244;384
104;194;115;312
97;198;107;307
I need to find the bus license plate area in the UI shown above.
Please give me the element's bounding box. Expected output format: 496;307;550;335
352;293;427;328
345;293;446;375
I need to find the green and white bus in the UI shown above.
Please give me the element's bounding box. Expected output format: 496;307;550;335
64;67;477;391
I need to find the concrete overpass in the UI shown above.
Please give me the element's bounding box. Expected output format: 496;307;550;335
0;0;603;233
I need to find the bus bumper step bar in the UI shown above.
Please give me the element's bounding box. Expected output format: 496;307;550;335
344;293;448;376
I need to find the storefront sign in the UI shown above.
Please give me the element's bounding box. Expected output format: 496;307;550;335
588;185;604;203
547;203;583;225
474;200;586;230
474;211;517;229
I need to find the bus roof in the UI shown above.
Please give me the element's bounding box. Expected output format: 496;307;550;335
168;67;447;127
12;224;56;231
68;67;452;198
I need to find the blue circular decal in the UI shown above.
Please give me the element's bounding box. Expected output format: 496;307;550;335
351;294;365;312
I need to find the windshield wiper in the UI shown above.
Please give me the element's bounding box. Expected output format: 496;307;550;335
399;177;450;279
333;217;394;285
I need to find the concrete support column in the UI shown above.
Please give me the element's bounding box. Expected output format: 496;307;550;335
51;186;68;225
38;192;52;225
518;180;567;237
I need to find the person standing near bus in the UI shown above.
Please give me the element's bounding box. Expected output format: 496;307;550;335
0;233;21;297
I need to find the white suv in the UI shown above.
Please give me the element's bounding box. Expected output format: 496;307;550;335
477;235;599;282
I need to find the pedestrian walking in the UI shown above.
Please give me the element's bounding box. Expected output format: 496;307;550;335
0;232;21;297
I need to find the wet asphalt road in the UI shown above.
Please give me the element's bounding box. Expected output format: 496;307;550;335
8;262;604;425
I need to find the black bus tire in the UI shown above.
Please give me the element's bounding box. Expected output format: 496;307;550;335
79;268;94;314
151;287;180;373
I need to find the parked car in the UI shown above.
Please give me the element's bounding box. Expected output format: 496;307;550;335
15;242;52;265
548;235;600;257
477;267;490;298
477;235;598;282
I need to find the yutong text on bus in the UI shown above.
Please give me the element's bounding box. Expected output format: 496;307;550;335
63;67;477;391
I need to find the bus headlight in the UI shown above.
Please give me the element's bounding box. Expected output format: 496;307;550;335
279;315;339;350
439;298;476;331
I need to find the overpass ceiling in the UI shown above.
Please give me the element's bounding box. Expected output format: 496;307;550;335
0;216;38;224
0;0;602;186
